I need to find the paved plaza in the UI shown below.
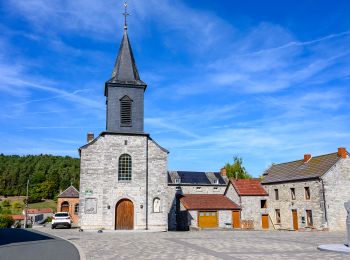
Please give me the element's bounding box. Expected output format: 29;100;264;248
39;228;349;260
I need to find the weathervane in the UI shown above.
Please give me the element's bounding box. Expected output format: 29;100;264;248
123;1;129;30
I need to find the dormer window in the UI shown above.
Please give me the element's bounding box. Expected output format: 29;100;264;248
213;179;219;184
120;95;132;127
175;178;181;184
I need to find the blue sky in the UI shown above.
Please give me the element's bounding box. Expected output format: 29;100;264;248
1;0;350;176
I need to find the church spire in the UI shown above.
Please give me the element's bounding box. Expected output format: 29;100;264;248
107;2;145;86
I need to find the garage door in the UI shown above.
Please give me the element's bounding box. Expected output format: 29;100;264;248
198;211;218;228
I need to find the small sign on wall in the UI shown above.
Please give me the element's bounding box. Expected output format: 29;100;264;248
85;189;93;195
85;198;97;214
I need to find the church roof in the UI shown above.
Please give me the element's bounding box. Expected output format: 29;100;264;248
58;186;79;198
168;171;227;186
107;29;146;87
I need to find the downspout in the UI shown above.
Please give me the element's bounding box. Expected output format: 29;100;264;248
145;137;149;230
320;178;328;226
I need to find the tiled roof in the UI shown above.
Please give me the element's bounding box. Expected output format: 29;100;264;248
262;152;341;184
27;208;53;214
168;171;227;185
11;214;25;220
180;194;240;210
230;179;268;196
58;186;79;198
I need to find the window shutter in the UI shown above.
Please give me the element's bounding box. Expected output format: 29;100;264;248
120;96;132;126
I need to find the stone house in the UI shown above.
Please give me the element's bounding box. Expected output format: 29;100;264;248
224;179;270;230
179;194;240;230
261;147;350;231
167;170;228;230
27;208;53;224
78;24;168;231
57;186;80;224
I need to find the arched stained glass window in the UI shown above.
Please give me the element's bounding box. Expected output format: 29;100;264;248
118;154;132;181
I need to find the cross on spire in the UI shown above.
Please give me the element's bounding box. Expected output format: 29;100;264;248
123;2;129;30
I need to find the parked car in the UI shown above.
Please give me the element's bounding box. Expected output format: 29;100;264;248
51;212;72;229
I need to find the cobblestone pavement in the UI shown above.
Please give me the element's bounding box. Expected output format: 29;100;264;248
39;228;349;260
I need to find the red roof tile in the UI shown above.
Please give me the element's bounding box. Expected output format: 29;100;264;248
230;179;268;196
27;208;53;214
180;194;240;210
11;214;25;220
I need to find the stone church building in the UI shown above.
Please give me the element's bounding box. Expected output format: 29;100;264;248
79;25;169;230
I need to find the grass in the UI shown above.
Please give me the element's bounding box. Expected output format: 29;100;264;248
29;200;57;211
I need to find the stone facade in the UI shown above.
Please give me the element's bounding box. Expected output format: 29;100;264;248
322;156;350;231
225;183;269;230
263;180;324;230
79;133;168;230
167;185;226;230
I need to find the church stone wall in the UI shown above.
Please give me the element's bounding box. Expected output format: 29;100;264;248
322;156;350;231
79;134;167;230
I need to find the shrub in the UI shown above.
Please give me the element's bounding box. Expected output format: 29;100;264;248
1;200;10;208
45;216;52;223
12;201;24;209
0;215;14;228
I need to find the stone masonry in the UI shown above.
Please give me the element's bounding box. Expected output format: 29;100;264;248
79;133;168;230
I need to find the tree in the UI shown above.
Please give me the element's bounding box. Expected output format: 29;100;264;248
224;156;252;179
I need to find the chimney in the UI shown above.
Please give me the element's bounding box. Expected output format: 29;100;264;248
87;133;94;143
220;167;227;177
338;147;347;159
304;154;312;163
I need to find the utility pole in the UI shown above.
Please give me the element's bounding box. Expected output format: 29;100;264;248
24;179;29;228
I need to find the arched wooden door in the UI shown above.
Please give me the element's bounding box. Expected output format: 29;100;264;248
115;199;134;230
61;201;69;212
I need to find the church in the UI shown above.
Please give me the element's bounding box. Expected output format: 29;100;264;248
79;17;169;230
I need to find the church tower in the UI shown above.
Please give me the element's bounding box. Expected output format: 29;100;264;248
78;3;168;231
105;26;146;133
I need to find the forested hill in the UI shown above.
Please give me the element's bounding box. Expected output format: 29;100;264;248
0;154;79;201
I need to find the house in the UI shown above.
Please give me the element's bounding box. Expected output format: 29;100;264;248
261;147;350;231
26;208;53;224
57;186;80;224
225;179;270;230
167;170;228;230
179;194;240;230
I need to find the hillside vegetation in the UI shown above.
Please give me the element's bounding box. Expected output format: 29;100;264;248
0;154;79;201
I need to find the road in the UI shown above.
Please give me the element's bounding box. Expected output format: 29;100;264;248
0;228;80;260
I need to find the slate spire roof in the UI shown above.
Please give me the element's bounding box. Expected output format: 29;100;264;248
107;28;146;86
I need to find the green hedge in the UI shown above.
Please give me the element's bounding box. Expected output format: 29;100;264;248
0;215;14;228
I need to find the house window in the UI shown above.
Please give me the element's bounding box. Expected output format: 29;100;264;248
306;210;313;226
118;154;132;181
291;188;296;200
261;200;267;209
175;186;181;191
153;198;161;213
74;203;79;215
61;201;69;212
174;178;181;184
120;96;132;126
304;187;310;200
213;187;218;190
274;189;279;200
275;209;281;224
196;187;202;191
213;179;219;184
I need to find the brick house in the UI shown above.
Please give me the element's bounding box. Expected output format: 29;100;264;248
57;186;80;224
179;194;240;230
261;147;350;231
225;179;270;230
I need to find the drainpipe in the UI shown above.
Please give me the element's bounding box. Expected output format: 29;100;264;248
145;137;149;230
320;178;328;226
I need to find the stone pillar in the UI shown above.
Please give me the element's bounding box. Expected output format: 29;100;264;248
345;201;350;247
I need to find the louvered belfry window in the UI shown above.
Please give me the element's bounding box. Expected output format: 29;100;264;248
120;96;132;126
